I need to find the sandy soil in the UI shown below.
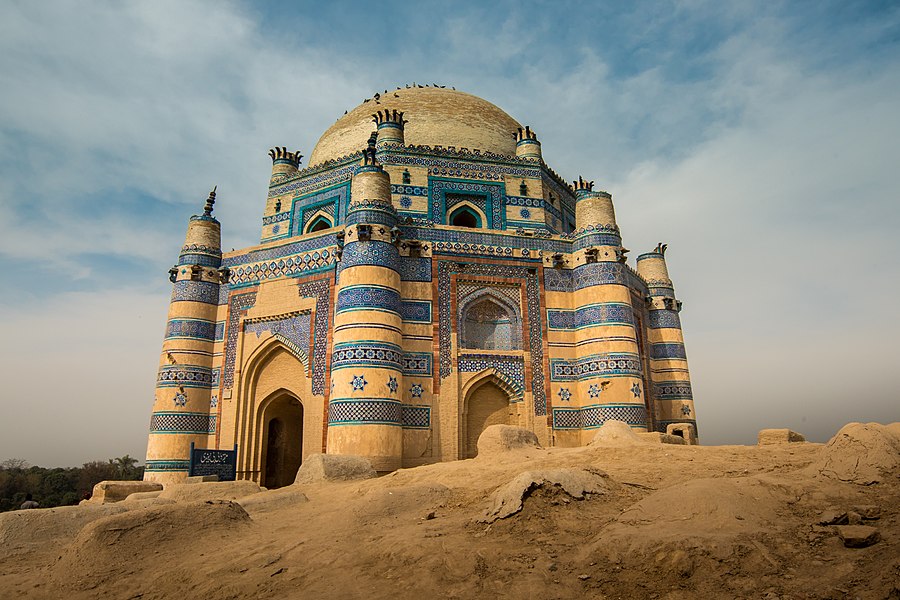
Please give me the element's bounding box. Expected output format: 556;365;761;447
1;421;898;600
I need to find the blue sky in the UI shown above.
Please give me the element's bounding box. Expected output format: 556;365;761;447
1;0;898;466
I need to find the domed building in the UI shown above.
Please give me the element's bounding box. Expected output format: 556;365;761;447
144;86;698;486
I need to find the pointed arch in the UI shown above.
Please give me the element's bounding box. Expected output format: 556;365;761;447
448;202;486;228
461;372;515;458
304;211;334;233
235;336;310;484
458;287;522;350
462;367;523;402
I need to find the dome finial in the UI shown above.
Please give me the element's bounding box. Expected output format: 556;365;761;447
203;186;217;216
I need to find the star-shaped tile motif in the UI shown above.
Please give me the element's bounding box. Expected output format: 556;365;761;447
351;375;368;391
410;383;424;398
681;404;692;416
588;383;602;398
387;376;398;394
631;382;642;398
558;388;572;401
210;395;218;408
173;392;187;407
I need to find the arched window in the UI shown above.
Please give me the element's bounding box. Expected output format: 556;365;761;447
449;206;481;228
461;295;521;350
305;215;333;233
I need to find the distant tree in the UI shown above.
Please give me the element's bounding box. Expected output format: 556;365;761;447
0;456;145;512
111;455;140;480
77;461;118;498
0;458;29;470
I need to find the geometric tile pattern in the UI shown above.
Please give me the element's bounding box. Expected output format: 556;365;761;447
267;163;355;200
339;241;399;272
551;403;648;429
399;300;432;323
171;280;220;305
297;278;332;395
222;291;257;389
543;267;573;292
546;302;634;330
157;365;215;388
331;341;402;370
150;412;216;434
228;249;336;286
336;285;401;315
328;399;402;426
648;309;682;329
225;231;338;268
243;313;312;361
572;262;628;291
401;405;431;429
401;352;433;377
650;343;687;360
398;257;432;281
458;354;525;394
390;184;428;196
653;381;693;400
165;319;217;341
550;352;642;381
398;224;571;254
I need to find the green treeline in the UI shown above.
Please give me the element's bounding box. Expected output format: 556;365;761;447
0;456;144;512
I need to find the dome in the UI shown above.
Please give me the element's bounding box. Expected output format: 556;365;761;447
309;87;523;166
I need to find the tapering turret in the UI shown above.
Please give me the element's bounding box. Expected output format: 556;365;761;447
327;136;404;471
554;176;648;441
515;126;542;160
145;188;226;484
372;109;406;147
637;244;697;442
268;147;303;186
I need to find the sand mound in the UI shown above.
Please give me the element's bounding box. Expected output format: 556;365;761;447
52;501;252;591
807;422;900;484
237;487;309;515
158;480;263;502
589;476;792;578
589;419;645;447
357;482;451;521
0;504;129;550
475;425;541;457
294;453;376;484
481;468;613;522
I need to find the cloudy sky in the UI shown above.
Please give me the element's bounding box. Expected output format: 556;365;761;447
0;1;897;466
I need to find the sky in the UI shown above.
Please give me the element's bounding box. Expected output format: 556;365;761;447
0;0;898;467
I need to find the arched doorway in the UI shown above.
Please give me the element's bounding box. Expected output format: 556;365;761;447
464;380;511;458
261;393;304;488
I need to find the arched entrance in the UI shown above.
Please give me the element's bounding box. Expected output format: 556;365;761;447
463;380;511;458
260;393;304;488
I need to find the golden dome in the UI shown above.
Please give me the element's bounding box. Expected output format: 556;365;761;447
309;87;523;166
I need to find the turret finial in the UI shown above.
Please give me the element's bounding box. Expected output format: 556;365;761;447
361;131;379;166
573;176;594;192
203;186;217;216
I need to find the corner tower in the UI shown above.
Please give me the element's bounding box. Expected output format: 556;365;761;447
326;135;404;471
637;245;697;441
145;189;226;484
569;178;648;437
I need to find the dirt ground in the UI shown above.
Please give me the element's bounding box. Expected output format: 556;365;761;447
1;421;898;600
